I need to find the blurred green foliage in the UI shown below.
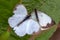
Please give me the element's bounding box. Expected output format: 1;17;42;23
0;0;60;40
0;31;10;40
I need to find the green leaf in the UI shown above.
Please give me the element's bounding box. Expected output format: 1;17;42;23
0;0;60;40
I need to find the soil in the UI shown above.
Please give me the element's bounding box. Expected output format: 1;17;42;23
49;22;60;40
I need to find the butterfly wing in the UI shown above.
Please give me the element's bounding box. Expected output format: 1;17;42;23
31;11;52;26
8;14;26;28
8;4;28;28
13;19;29;37
31;12;37;21
31;11;54;30
13;4;27;16
37;11;52;27
26;19;40;35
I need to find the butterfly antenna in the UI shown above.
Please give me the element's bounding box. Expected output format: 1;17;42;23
34;9;39;23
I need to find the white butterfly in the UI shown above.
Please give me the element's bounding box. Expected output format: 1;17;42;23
8;4;55;37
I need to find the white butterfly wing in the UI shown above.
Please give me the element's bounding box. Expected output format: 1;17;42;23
26;19;40;35
31;12;37;21
37;11;52;27
8;14;26;28
8;4;28;28
31;11;52;27
13;19;29;37
13;4;27;16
